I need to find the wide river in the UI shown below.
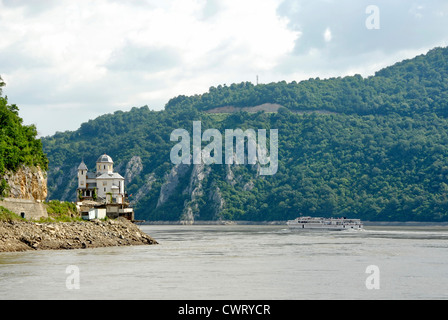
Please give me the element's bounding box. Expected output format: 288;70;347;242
0;224;447;300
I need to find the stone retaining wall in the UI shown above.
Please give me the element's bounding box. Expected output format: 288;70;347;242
0;198;48;220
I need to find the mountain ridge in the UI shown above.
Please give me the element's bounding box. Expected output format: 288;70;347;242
165;46;448;116
42;46;448;222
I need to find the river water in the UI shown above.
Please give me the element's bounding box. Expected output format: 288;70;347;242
0;224;447;300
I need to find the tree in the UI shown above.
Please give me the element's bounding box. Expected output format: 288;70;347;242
0;76;5;96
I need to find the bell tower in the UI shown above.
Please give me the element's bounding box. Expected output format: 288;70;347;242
77;161;88;189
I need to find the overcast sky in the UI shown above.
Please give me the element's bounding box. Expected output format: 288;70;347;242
1;0;447;137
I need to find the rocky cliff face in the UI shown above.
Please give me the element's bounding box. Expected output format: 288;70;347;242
2;165;47;201
0;165;48;220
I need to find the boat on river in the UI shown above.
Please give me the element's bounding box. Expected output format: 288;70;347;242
287;216;363;231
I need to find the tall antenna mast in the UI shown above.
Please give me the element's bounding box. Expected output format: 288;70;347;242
256;75;259;85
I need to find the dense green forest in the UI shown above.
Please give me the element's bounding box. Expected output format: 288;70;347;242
0;77;49;197
42;47;448;222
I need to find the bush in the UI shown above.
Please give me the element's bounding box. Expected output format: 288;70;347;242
44;200;80;222
0;206;23;221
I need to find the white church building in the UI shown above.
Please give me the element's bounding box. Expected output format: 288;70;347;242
77;154;126;204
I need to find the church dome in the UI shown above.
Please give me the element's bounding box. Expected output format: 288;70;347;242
97;154;114;163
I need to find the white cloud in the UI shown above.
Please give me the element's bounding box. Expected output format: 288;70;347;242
323;27;332;42
0;0;447;136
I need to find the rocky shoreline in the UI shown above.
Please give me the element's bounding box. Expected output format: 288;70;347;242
0;217;158;252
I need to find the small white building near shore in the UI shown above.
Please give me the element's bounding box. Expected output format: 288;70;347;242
82;208;107;220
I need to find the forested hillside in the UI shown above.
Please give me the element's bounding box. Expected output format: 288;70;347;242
166;47;448;116
42;47;448;222
0;78;49;197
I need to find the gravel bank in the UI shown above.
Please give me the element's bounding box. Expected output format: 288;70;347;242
0;217;158;252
